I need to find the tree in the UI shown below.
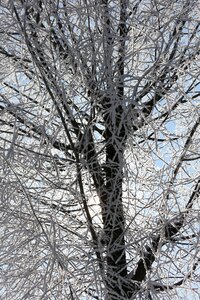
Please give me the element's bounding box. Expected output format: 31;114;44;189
0;0;200;299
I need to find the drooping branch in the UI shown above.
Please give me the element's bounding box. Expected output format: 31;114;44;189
128;116;200;288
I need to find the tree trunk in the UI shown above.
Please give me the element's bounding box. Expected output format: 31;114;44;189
102;103;132;299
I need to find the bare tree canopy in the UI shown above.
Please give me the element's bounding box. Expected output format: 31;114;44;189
0;0;200;299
